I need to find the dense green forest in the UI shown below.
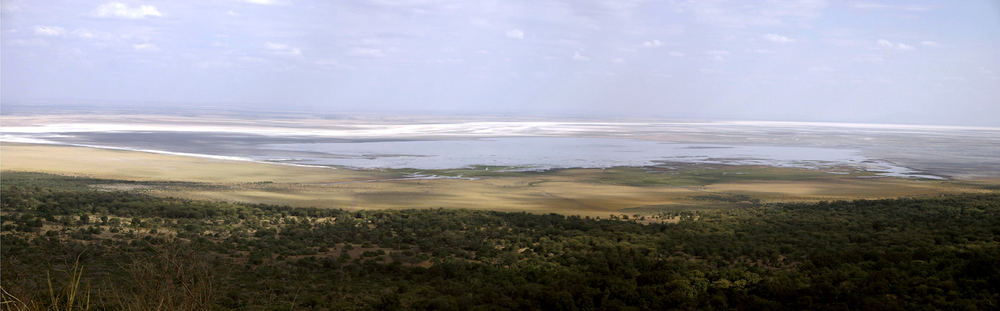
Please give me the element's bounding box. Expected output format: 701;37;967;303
1;172;998;310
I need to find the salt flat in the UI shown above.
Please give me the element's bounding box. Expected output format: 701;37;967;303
3;114;998;216
2;114;999;179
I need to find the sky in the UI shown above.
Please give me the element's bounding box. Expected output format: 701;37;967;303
2;0;999;125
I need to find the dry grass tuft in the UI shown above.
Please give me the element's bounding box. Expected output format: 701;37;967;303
1;258;90;311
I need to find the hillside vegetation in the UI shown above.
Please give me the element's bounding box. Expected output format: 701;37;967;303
1;172;998;310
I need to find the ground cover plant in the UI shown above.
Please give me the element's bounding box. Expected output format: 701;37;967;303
1;172;998;310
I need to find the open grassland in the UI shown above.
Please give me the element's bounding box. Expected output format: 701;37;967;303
2;144;995;216
0;143;374;183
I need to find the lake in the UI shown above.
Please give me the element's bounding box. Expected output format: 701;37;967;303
3;118;999;179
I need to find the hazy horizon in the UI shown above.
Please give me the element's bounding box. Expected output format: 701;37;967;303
6;101;1000;129
3;1;999;126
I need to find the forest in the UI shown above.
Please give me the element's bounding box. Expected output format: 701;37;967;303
1;171;998;310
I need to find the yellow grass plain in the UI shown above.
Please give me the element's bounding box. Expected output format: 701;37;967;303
2;143;995;216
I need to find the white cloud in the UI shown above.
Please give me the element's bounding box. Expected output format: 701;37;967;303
34;26;65;36
351;48;385;58
572;51;590;62
707;50;730;61
680;1;829;28
95;2;162;19
920;41;941;47
852;2;890;9
611;57;625;64
505;29;524;39
853;55;884;63
239;56;266;63
265;42;289;50
852;2;931;12
241;0;281;4
763;33;794;43
132;43;159;51
365;0;463;10
73;29;95;39
316;58;342;68
7;38;48;47
808;65;835;72
642;39;663;47
71;29;115;41
196;60;233;69
877;39;914;51
266;42;302;56
668;51;685;57
903;5;932;12
430;58;464;64
359;37;382;45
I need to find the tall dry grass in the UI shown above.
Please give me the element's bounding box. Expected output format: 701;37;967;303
2;242;219;311
1;259;90;311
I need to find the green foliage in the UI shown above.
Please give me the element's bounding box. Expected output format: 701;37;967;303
1;172;998;310
586;166;832;187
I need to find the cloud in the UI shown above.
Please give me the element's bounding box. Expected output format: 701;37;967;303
266;42;303;56
196;60;233;69
572;51;590;62
365;0;461;10
611;57;625;64
71;29;115;40
265;42;289;49
920;40;941;47
808;65;835;72
430;58;464;64
642;39;663;47
851;2;890;9
132;43;159;51
707;50;730;61
680;1;829;28
763;33;794;43
239;56;266;63
505;29;524;39
668;51;685;57
351;48;385;57
73;29;95;39
852;2;931;12
95;2;162;19
853;55;884;63
34;26;66;36
241;0;281;4
315;58;347;69
877;39;914;51
904;6;932;12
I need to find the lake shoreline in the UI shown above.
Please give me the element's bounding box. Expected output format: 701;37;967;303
3;143;994;217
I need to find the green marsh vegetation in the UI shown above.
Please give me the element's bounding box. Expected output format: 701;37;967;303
581;165;857;187
393;164;856;187
1;171;998;310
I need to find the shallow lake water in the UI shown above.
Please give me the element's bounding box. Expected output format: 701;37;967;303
261;137;872;170
1;131;924;177
4;119;998;179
